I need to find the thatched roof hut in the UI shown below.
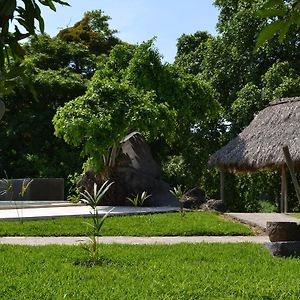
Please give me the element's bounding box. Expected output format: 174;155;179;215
209;97;300;172
208;96;300;212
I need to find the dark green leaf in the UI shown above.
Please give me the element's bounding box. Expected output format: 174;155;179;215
278;21;291;43
42;0;56;11
262;0;284;9
255;20;284;50
257;8;287;17
34;4;45;33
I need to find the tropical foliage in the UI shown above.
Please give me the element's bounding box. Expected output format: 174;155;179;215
2;1;300;211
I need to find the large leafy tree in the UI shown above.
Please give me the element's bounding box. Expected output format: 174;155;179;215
0;35;89;178
176;0;300;129
53;40;219;172
0;10;120;179
174;0;300;210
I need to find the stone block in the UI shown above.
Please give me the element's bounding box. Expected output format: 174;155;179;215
0;178;64;201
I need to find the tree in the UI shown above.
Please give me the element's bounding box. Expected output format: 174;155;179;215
53;40;219;172
173;0;300;210
0;35;90;178
175;31;211;75
0;0;69;95
0;9;122;180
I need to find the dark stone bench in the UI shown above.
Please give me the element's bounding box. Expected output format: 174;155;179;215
265;241;300;257
266;221;300;257
0;178;64;201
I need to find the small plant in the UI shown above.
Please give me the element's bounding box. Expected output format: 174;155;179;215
80;180;114;264
170;185;186;217
67;172;81;203
127;191;151;207
0;177;13;197
170;185;185;200
18;178;33;223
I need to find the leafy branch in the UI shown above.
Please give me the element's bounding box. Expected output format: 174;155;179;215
255;0;300;50
0;0;69;96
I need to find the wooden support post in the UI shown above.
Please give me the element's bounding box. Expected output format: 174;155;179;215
283;146;300;208
220;171;225;203
281;165;288;213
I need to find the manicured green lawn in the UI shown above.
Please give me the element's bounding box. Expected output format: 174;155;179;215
1;243;300;299
0;211;253;236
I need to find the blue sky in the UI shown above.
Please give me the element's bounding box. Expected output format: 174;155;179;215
41;0;219;62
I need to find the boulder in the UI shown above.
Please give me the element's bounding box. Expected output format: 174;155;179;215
181;187;206;208
201;199;226;212
267;222;300;242
78;132;179;207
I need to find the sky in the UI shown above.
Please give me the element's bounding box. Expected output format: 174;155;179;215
41;0;220;63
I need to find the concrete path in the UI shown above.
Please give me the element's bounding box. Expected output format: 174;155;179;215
226;213;300;230
0;205;179;221
0;235;269;246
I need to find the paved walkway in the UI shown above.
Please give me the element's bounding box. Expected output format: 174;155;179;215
0;236;269;245
226;213;300;230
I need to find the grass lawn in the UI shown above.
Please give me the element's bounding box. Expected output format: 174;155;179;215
290;213;300;219
0;211;253;236
1;243;300;299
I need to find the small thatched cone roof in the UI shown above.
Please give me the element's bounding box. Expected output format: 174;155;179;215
208;97;300;172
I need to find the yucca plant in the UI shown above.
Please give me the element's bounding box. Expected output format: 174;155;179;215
170;185;186;217
127;191;151;207
80;180;114;264
0;177;13;197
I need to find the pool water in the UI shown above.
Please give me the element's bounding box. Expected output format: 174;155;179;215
0;201;76;209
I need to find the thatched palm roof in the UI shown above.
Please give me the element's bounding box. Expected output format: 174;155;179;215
208;97;300;172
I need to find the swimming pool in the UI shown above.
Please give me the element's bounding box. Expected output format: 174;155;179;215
0;201;78;209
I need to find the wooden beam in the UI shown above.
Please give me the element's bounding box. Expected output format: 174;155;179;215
220;171;225;203
283;145;300;207
281;165;288;213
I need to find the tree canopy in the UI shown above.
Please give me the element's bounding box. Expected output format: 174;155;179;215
58;10;120;55
53;40;219;170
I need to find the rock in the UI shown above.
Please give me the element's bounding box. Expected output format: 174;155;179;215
181;187;206;208
78;132;179;207
202;199;226;212
267;222;300;242
265;241;300;257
